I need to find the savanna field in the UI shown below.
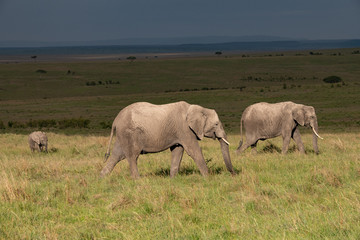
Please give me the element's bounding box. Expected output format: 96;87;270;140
1;49;360;239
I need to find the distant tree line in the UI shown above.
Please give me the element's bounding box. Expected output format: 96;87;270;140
1;118;90;129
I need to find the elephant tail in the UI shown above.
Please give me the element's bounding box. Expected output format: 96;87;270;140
237;118;244;151
104;125;116;163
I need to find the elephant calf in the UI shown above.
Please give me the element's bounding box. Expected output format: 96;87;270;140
236;101;322;155
28;131;48;152
101;101;235;178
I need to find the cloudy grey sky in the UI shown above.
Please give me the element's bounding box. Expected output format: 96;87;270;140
0;0;359;43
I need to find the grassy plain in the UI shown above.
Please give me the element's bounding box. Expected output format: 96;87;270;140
0;48;359;132
1;133;360;239
0;48;360;239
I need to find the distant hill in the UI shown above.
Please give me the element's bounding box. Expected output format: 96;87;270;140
178;39;360;52
0;38;359;56
0;35;303;48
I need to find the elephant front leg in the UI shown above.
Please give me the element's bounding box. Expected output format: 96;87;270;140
183;142;209;176
170;145;184;178
292;128;305;154
36;143;41;152
282;134;292;154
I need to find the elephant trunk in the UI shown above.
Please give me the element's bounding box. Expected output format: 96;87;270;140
311;121;320;154
218;138;235;175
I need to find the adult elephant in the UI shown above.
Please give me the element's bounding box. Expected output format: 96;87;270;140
236;101;322;155
101;101;235;178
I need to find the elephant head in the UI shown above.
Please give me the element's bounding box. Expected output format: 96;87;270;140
29;131;48;152
292;105;322;153
186;105;234;174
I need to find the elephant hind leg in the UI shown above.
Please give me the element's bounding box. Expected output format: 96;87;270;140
236;135;258;154
236;141;250;154
250;141;258;154
100;140;126;177
126;154;140;179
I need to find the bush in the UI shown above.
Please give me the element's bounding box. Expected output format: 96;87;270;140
36;69;47;74
8;121;25;128
6;118;90;129
26;119;57;128
0;120;5;129
58;118;90;129
100;121;112;129
39;119;57;128
323;76;342;84
127;56;136;62
86;81;96;86
26;119;38;128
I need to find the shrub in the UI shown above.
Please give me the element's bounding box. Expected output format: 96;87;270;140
36;69;47;74
7;121;25;128
38;119;57;128
127;56;136;62
26;119;38;128
0;120;5;129
26;119;57;128
58;118;90;129
86;81;96;86
100;121;112;129
323;76;342;84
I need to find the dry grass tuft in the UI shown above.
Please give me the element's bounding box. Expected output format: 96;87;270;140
1;171;29;202
332;137;346;151
311;167;342;188
108;194;132;210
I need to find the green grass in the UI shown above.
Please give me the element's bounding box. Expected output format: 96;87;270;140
1;133;360;239
1;48;360;238
1;48;360;133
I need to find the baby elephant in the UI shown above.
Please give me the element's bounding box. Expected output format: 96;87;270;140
28;131;48;152
236;101;322;155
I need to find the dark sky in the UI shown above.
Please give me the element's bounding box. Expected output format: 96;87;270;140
1;0;359;42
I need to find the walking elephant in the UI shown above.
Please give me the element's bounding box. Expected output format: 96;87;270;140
236;101;322;155
101;101;235;178
28;131;48;152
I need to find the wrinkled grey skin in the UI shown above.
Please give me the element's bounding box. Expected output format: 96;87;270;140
236;101;321;155
28;131;48;152
101;101;235;178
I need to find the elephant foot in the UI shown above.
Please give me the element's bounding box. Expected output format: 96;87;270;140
100;168;111;178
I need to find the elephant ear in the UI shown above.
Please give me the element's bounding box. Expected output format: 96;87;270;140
39;133;47;144
292;107;305;126
186;105;206;140
32;134;41;145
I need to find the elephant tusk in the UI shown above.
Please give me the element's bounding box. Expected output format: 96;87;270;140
312;127;323;140
221;138;230;145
